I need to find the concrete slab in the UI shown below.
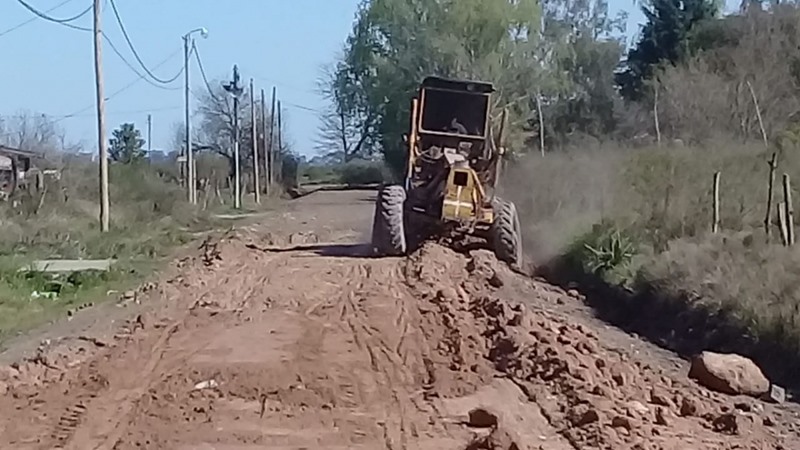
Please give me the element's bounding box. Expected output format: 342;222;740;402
21;259;116;273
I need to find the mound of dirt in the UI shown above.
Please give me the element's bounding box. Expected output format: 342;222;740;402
404;243;787;449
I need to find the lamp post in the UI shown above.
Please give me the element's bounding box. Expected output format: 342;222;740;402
183;27;208;204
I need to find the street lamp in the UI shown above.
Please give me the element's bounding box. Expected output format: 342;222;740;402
183;27;208;205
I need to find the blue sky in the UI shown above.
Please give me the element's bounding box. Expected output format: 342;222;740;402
0;0;739;158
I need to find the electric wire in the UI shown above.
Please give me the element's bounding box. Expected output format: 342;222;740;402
53;46;184;123
106;0;178;85
104;33;184;90
192;40;223;103
14;0;93;24
1;0;76;37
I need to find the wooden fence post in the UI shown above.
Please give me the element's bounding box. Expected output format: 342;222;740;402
765;152;778;241
783;173;794;245
712;171;721;233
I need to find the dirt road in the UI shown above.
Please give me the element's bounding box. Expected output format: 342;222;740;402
0;190;796;449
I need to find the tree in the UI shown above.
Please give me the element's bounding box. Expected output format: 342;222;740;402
109;123;146;164
335;0;547;175
194;80;297;188
616;0;720;101
315;57;378;163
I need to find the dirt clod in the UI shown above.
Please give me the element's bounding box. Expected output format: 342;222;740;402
467;407;499;428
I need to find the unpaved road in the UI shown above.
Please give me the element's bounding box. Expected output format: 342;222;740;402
0;190;797;449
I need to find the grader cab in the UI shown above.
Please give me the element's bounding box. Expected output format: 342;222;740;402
371;76;523;266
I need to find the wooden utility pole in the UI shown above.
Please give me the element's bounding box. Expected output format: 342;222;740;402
249;79;260;204
93;0;109;232
276;100;282;184
261;88;269;197
183;34;194;204
267;86;276;187
147;114;152;155
223;65;244;209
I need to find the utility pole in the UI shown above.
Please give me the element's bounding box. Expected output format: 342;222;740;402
147;113;152;155
267;86;276;187
223;65;244;209
260;88;269;197
250;79;260;204
93;0;109;232
183;33;193;203
183;27;208;205
276;100;283;185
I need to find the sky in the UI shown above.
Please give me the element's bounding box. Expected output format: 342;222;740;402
0;0;740;159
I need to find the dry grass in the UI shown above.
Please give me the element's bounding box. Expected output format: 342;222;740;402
504;140;800;379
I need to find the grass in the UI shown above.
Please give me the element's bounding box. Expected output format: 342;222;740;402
0;159;274;341
504;140;800;384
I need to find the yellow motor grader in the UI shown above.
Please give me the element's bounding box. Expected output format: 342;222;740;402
371;76;523;266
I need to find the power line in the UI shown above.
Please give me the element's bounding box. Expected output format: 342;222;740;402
103;32;184;90
107;0;178;85
52;46;183;123
3;105;180;120
12;0;183;90
192;40;222;103
0;0;76;37
14;0;93;24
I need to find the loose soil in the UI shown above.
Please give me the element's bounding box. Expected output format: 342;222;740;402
0;190;797;449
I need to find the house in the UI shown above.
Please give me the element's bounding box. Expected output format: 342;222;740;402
0;145;42;198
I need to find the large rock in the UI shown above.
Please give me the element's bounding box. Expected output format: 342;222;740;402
688;351;769;397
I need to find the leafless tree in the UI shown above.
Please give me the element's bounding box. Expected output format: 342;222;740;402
315;59;377;163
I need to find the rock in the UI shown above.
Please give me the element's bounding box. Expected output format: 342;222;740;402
611;415;635;431
571;407;600;427
192;379;219;390
711;413;740;435
467;407;499;428
488;272;504;288
649;387;674;408
0;380;8;396
679;396;701;417
654;407;671;426
764;384;786;404
688;352;769;397
625;400;650;417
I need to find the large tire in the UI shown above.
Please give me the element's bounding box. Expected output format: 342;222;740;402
490;198;523;266
371;185;407;256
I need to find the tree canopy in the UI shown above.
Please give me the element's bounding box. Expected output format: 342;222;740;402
312;0;800;171
109;123;146;164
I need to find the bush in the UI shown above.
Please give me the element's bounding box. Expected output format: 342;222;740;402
338;159;392;185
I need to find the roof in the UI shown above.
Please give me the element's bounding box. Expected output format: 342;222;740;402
420;76;495;94
0;145;42;159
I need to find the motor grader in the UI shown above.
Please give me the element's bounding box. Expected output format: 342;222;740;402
371;76;523;266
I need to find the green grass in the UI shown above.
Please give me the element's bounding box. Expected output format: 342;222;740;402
0;257;155;339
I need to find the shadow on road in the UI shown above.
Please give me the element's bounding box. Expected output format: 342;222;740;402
248;242;377;258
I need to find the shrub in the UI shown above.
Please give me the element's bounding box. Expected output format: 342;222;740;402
338;159;391;185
